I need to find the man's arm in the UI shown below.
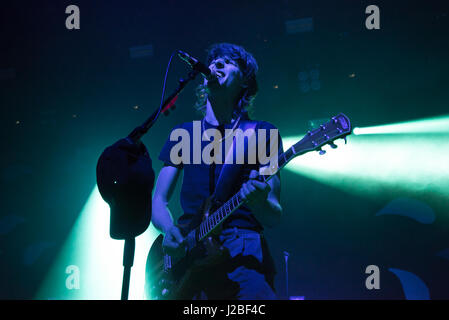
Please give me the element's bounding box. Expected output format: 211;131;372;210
240;170;282;228
151;165;181;233
152;165;186;257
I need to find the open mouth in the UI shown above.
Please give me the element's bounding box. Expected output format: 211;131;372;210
215;71;225;78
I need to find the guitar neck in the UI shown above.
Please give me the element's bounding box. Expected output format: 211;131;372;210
194;148;293;242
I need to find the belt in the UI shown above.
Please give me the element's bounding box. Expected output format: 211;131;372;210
221;227;264;238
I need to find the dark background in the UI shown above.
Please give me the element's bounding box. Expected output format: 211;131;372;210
0;0;448;299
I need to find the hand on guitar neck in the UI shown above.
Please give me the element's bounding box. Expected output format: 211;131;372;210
240;169;283;228
240;170;271;203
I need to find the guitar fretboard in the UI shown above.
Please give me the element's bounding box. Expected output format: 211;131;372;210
196;192;243;240
195;146;297;241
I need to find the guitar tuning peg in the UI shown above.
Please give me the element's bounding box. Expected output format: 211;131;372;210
329;142;338;149
343;137;347;144
318;148;326;155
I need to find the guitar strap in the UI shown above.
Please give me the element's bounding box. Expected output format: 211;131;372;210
210;119;277;281
210;119;258;207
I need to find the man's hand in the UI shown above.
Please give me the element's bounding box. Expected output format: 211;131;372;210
240;170;271;204
162;225;186;258
239;169;282;228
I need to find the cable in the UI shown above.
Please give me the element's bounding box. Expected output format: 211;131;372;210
150;50;177;127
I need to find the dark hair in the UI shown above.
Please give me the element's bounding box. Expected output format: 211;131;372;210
194;43;259;118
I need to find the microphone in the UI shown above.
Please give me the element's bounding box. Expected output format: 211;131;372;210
177;50;212;79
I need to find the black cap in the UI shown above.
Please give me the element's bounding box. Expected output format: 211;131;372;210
96;138;154;239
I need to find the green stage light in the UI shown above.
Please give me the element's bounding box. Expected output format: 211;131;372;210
36;186;160;300
283;133;449;198
353;114;449;135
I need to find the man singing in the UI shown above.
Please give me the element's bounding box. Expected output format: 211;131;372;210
151;43;282;299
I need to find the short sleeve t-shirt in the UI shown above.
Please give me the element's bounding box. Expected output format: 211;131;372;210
158;118;283;233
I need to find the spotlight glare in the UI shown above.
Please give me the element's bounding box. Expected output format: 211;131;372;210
353;114;449;135
283;133;449;198
36;186;160;300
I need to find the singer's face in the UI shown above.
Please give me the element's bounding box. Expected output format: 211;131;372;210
206;56;245;97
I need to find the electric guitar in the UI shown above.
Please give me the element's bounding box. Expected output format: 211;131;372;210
145;113;352;299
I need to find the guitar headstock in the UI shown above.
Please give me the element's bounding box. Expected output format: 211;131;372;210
259;113;351;176
292;113;352;156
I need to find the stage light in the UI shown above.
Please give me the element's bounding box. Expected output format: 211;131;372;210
298;66;321;93
283;132;449;198
388;268;430;300
285;17;314;34
353;114;449;135
298;71;308;81
36;186;160;300
376;198;435;224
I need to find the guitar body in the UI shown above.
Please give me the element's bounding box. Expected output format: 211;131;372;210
145;234;174;300
145;197;228;300
145;234;229;299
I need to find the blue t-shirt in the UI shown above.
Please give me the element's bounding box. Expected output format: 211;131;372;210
158;118;283;233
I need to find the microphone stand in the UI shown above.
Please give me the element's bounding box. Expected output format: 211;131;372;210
119;69;201;300
127;69;201;143
121;238;135;300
